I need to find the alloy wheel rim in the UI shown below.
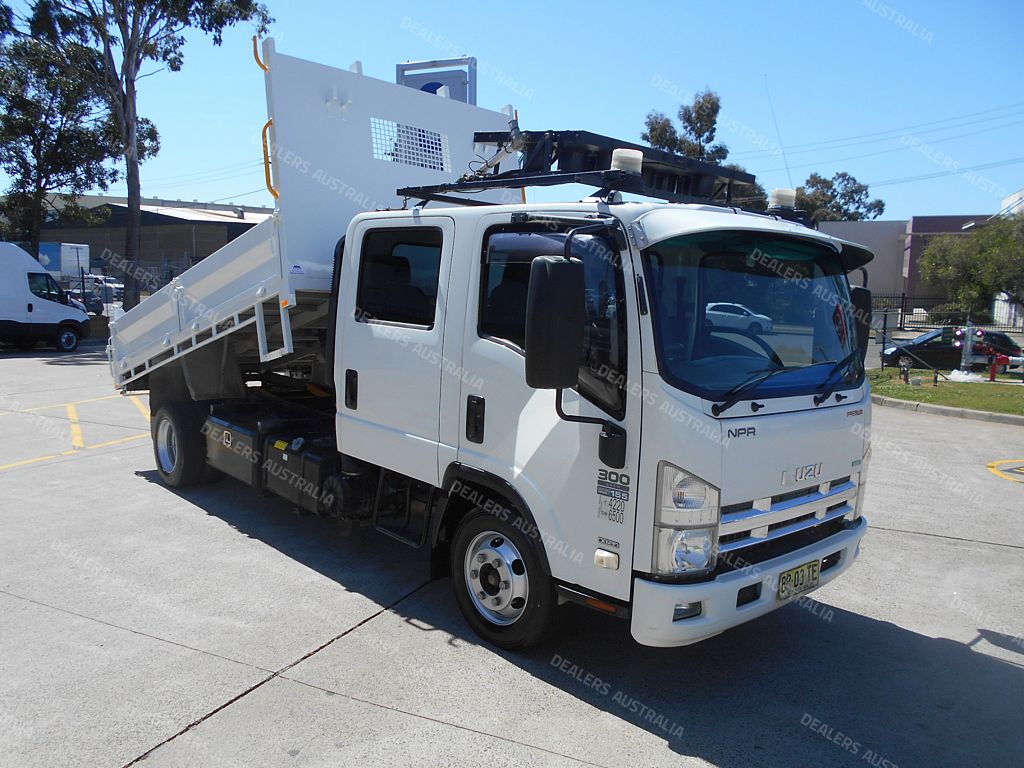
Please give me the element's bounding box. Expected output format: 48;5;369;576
464;530;529;626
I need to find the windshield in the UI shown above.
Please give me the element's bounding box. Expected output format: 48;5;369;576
910;329;942;344
642;231;863;401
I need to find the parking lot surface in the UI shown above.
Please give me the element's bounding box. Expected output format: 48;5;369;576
1;346;1022;767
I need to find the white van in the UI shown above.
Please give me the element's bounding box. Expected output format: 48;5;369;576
0;243;91;352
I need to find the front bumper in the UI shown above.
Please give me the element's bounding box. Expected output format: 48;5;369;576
630;517;867;647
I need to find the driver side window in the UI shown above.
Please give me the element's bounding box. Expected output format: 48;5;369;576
479;228;628;420
28;273;61;303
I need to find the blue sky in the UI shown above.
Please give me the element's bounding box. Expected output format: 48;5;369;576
8;0;1024;219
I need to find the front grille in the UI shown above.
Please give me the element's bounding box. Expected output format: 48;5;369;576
717;476;859;557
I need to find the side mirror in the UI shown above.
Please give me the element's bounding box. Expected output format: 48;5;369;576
850;286;871;364
524;255;585;389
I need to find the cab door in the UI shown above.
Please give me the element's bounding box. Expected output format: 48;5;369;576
27;272;67;338
452;215;643;601
336;217;456;486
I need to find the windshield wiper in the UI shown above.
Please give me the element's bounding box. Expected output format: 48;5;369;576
711;366;806;416
813;350;861;406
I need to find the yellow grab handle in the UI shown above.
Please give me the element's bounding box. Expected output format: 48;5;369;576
253;36;269;72
261;119;280;200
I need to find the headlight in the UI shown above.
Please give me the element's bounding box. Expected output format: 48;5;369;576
883;347;897;355
653;463;720;575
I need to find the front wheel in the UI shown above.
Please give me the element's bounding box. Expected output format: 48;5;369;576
55;327;79;352
451;509;556;649
748;321;763;335
152;403;205;488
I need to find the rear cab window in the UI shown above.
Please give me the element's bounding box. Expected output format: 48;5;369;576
355;228;443;327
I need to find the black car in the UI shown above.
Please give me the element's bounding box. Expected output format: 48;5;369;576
880;328;962;370
881;328;1022;371
68;289;105;316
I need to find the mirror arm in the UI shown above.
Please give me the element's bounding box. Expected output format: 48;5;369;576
555;390;627;469
562;221;617;262
555;388;607;428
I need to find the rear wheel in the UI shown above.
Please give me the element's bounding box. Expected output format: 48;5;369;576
55;327;79;352
451;509;556;649
152;403;205;488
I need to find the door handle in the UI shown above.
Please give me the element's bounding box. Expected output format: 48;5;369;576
344;369;358;409
466;395;485;444
27;303;33;313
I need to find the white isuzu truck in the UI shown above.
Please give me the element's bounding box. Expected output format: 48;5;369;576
109;39;874;649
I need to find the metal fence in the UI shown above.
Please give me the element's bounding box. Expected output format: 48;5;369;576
874;293;1023;333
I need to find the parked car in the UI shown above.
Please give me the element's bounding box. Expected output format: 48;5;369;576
969;330;1022;371
705;302;774;334
882;328;1022;371
85;275;123;302
68;289;105;315
880;328;961;370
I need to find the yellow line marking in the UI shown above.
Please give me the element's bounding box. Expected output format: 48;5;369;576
0;394;121;417
0;434;148;473
66;404;85;450
84;434;149;450
987;459;1024;484
129;396;151;422
0;452;67;472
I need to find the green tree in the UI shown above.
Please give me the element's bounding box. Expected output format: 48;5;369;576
921;216;1024;309
30;0;272;309
0;38;120;256
0;3;13;37
795;172;885;223
643;88;729;163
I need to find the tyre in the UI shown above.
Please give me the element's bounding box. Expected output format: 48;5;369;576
896;353;912;370
748;322;762;335
450;508;556;649
152;403;206;488
55;327;79;352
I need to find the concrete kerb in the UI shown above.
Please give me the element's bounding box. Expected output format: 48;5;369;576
871;393;1024;426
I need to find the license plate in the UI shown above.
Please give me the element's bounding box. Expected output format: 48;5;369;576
777;559;821;600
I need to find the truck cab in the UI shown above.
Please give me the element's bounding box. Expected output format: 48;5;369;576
330;200;871;647
0;243;91;352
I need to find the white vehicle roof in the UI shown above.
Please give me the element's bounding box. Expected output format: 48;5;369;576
0;242;47;273
353;201;874;269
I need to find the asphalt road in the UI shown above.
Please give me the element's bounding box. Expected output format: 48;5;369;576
0;346;1022;767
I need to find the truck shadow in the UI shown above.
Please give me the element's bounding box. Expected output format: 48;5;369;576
134;469;429;604
428;588;1024;767
149;473;1023;768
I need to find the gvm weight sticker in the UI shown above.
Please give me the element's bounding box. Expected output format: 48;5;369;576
597;470;630;525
